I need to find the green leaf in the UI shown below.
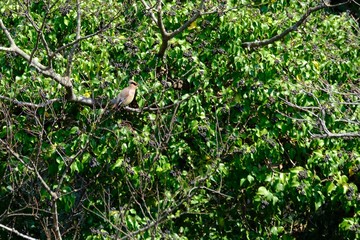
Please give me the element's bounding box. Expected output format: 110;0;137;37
112;158;123;169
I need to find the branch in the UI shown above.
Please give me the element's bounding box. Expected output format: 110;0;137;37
310;131;360;139
0;139;34;171
0;19;72;87
169;0;207;38
52;201;62;240
82;205;130;237
120;184;228;239
0;139;58;200
49;9;122;59
0;95;60;108
323;0;352;7
20;1;52;66
142;0;206;58
140;0;158;25
280;94;360;139
0;136;61;238
156;0;169;38
242;4;327;48
0;18;15;47
1;4;121;103
0;19;104;105
124;89;198;113
0;18;78;102
241;1;351;49
65;0;82;77
0;223;39;240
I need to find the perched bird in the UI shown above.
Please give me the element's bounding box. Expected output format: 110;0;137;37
111;80;138;109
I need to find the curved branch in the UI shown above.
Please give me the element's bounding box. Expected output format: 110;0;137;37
241;1;351;49
242;4;327;48
0;139;58;199
169;9;202;39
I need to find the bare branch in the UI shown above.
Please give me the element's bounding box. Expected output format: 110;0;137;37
0;138;58;200
0;18;15;47
0;139;34;171
139;0;158;24
142;0;206;58
51;28;107;59
49;9;123;59
82;205;130;237
199;186;233;199
156;0;169;38
0;19;72;88
169;1;205;39
323;0;352;7
65;0;82;77
52;202;62;240
310;131;360;138
280;92;360;139
124;89;198;113
0;223;39;240
242;4;327;48
0;19;106;106
0;18;76;101
241;1;351;49
18;0;52;65
0;95;60;108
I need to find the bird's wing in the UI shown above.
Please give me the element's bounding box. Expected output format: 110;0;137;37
119;89;130;101
112;89;128;109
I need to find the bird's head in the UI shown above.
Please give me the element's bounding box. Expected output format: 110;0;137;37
129;80;138;88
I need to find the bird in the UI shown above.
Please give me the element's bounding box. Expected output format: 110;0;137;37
111;80;138;109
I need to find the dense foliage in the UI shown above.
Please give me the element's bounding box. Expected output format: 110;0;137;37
1;0;359;239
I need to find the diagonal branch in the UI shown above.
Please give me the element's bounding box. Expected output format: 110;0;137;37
0;223;39;240
309;131;360;138
0;18;100;106
156;0;169;38
168;4;204;38
242;4;327;48
242;1;350;49
0;139;58;200
0;19;72;87
0;18;15;48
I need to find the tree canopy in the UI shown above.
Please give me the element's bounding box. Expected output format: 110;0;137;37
1;0;360;239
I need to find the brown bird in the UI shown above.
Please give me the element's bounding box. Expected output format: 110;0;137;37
111;80;138;109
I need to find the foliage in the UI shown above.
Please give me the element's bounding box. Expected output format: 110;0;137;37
0;0;359;239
